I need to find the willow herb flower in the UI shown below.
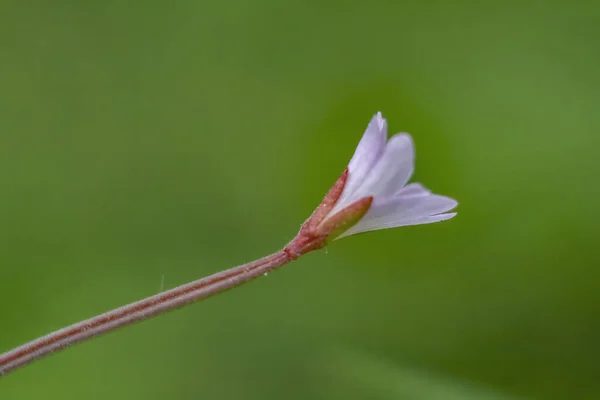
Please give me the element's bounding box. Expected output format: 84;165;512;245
286;112;458;257
0;111;458;376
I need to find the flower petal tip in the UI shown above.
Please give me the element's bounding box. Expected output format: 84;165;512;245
375;112;386;130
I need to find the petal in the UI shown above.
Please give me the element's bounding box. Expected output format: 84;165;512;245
344;112;387;194
394;182;431;197
354;133;415;199
368;193;458;222
335;193;457;238
332;112;387;214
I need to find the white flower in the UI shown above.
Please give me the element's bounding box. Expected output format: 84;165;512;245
287;112;457;257
326;112;458;239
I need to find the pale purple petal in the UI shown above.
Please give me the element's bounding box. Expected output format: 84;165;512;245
368;194;458;221
331;112;388;214
336;193;457;238
344;112;387;194
353;133;414;199
394;182;431;197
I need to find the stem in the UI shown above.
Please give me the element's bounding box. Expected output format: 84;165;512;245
0;147;347;377
0;249;294;377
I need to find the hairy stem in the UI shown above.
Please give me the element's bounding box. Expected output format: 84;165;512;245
0;249;294;376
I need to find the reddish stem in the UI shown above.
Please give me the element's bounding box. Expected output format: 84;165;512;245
0;165;343;377
0;249;295;376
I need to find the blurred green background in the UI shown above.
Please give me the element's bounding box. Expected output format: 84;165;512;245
1;0;599;399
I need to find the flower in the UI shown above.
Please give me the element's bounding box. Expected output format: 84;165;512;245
286;112;457;258
326;111;458;239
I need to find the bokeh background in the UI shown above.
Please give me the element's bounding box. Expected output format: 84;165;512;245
2;1;599;399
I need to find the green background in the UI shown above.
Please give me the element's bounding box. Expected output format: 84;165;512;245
1;1;599;399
